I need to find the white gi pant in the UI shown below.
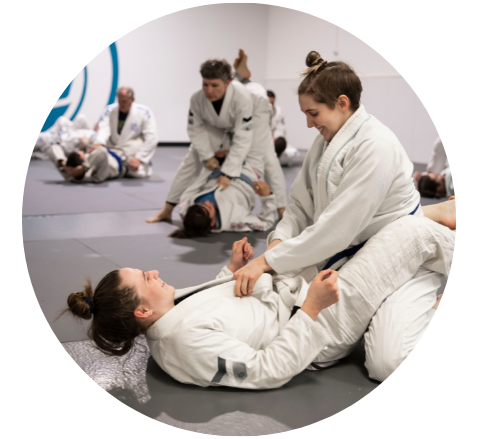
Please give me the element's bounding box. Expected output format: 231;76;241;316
106;138;153;178
364;267;442;381
263;145;287;208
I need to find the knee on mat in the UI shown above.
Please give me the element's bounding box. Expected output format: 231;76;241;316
365;348;403;382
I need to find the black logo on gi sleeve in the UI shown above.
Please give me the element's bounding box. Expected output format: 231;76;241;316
232;362;248;382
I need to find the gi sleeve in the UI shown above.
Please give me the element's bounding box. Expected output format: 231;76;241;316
220;97;254;178
266;139;400;274
95;106;112;146
267;146;316;245
175;310;332;389
187;96;215;164
135;109;157;164
234;194;277;232
216;266;233;279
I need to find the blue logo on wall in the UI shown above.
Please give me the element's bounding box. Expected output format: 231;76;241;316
41;42;119;132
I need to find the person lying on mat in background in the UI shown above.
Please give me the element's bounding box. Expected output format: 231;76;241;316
63;198;455;387
413;138;454;199
169;159;276;238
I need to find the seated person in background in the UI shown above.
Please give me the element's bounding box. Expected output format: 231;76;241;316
170;160;276;238
33;114;96;160
64;199;455;387
414;138;454;198
91;86;157;178
47;144;125;183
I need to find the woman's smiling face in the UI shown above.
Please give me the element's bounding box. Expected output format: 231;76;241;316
299;93;352;142
120;268;175;317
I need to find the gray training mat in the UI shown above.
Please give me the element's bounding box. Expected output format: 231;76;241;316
23;148;179;216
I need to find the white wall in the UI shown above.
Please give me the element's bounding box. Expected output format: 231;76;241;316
47;4;269;141
264;6;439;164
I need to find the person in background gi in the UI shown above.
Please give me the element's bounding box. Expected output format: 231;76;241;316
34;113;96;160
91;86;157;179
47;144;125;183
232;50;422;299
147;54;288;225
267;89;301;167
63;199;454;386
413;138;454;198
146;59;254;224
170;161;277;238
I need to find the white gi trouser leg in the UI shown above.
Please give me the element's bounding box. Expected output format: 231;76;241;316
309;217;453;371
426;138;448;173
263;143;287;209
363;267;442;382
107;138;153;178
243;81;287;209
166;145;203;204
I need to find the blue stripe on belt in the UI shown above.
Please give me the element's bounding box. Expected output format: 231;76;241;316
207;168;254;189
289;202;421;320
107;149;123;173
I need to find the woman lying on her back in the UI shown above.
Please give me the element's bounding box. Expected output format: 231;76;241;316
64;200;455;388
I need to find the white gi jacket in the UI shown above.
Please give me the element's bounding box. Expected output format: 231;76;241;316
146;216;454;389
188;81;253;178
266;105;421;275
177;165;277;233
96;103;157;164
270;104;286;139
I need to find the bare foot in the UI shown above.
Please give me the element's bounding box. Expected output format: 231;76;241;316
277;207;285;220
146;205;173;223
438;198;456;231
432;294;443;310
233;50;243;70
235;49;251;79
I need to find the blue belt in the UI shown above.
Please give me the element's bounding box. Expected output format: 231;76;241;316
289;202;421;320
207;168;254;189
107;149;123;173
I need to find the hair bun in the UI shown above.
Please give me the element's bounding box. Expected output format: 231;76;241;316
67;280;94;320
305;51;323;68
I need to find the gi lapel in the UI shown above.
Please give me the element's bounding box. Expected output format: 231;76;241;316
316;105;370;216
174;275;233;302
110;107;119;142
217;82;234;127
118;103;136;143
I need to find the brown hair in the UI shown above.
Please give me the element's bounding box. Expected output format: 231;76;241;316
298;51;362;112
64;270;143;356
66;151;84;168
418;175;444;198
200;59;232;83
169;204;213;239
